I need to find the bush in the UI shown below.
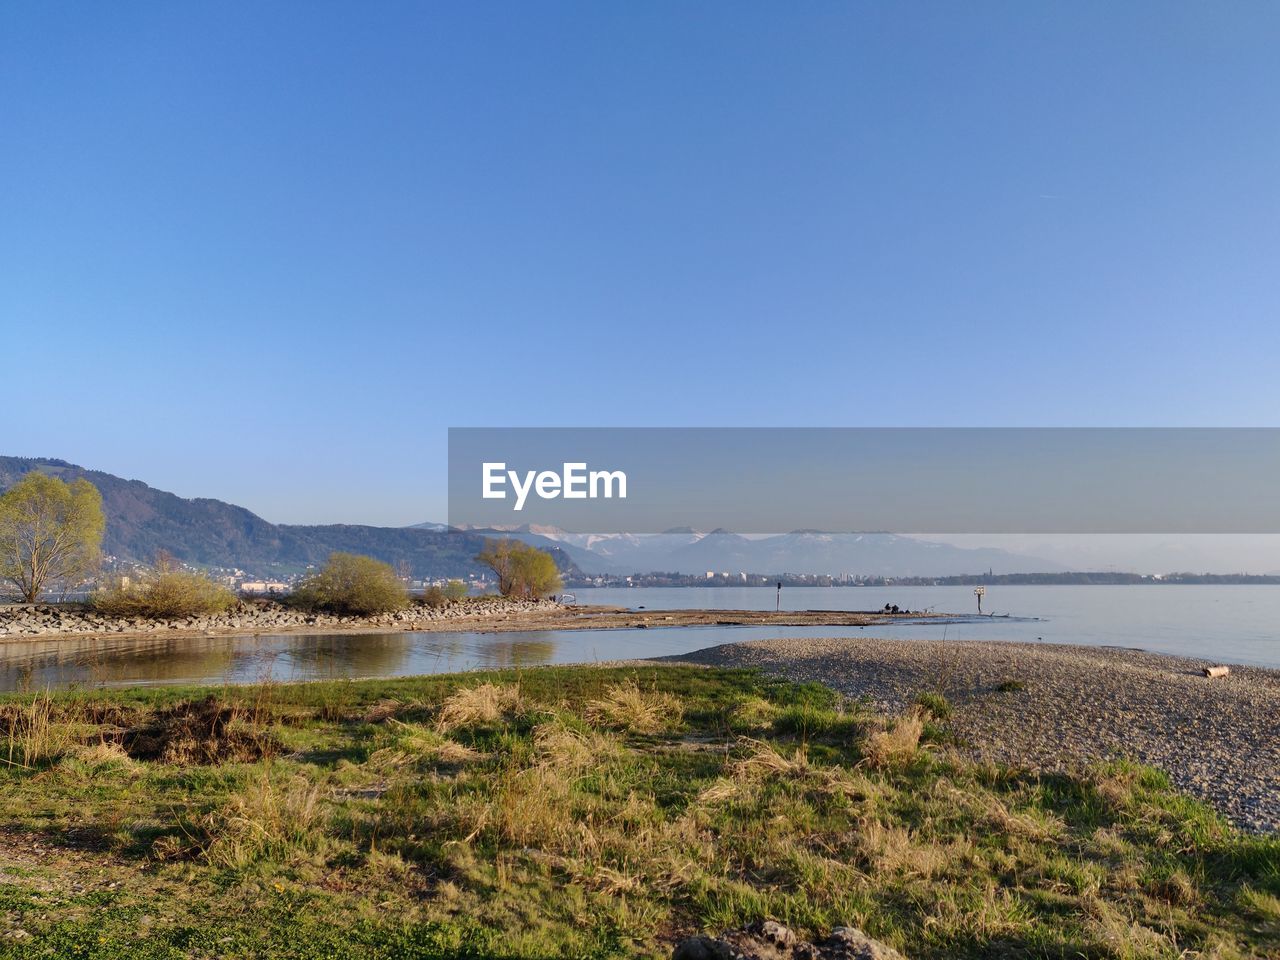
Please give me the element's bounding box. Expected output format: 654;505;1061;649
289;553;408;615
423;580;470;609
93;558;237;618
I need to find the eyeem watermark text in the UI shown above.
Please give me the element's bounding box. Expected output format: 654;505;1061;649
482;462;627;511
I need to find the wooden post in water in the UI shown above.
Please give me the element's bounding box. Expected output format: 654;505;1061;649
974;585;985;615
776;581;782;612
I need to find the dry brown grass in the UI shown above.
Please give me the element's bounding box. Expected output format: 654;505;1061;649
1148;868;1199;907
862;708;924;769
731;738;807;780
436;682;525;731
59;740;139;772
490;764;576;846
855;818;950;879
698;738;808;805
361;698;405;724
121;696;278;765
201;772;325;869
1;691;73;768
934;780;1065;842
584;679;682;734
1085;766;1140;815
367;721;482;769
532;719;616;773
924;880;1041;945
466;722;627;848
1080;898;1172;959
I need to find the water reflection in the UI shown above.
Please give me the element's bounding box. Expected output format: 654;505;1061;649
0;624;887;692
6;584;1279;693
473;633;559;668
0;629;579;692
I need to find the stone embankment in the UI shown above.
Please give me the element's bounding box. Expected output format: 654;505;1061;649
0;597;561;641
0;603;929;642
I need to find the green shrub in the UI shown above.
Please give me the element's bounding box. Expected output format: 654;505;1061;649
289;553;408;615
423;580;469;608
914;691;953;719
93;559;237;618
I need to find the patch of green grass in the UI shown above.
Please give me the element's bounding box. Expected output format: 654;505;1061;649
912;691;952;719
994;679;1027;693
0;666;1277;959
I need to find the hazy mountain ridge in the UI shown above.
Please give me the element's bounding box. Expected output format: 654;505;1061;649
452;523;1064;577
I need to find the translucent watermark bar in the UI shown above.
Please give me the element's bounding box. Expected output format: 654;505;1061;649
447;428;1280;534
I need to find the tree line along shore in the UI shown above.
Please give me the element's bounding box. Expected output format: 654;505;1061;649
0;472;567;624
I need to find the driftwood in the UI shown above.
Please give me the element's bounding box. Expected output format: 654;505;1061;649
1202;665;1230;679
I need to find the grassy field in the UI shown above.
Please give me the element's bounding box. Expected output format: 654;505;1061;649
1;665;1278;959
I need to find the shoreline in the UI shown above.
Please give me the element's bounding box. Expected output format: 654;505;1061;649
0;602;942;644
666;636;1280;832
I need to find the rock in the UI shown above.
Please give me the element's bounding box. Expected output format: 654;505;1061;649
821;928;908;960
672;922;906;960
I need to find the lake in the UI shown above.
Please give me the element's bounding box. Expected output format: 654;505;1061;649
0;585;1276;692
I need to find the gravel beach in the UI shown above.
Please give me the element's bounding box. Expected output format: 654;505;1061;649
668;637;1280;832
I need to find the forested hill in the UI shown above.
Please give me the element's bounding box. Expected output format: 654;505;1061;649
0;457;576;579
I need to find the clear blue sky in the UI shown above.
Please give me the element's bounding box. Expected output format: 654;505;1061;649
3;2;1277;526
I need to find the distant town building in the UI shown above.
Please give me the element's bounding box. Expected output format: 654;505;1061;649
240;581;288;594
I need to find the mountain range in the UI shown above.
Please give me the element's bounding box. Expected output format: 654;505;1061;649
457;524;1064;577
1;457;1062;578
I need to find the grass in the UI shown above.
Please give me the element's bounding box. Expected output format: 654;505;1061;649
2;690;73;768
912;690;953;719
0;665;1275;959
583;678;683;733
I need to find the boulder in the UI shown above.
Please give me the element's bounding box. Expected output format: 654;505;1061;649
820;927;908;960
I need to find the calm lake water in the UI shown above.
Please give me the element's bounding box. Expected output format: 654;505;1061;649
1;585;1277;692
